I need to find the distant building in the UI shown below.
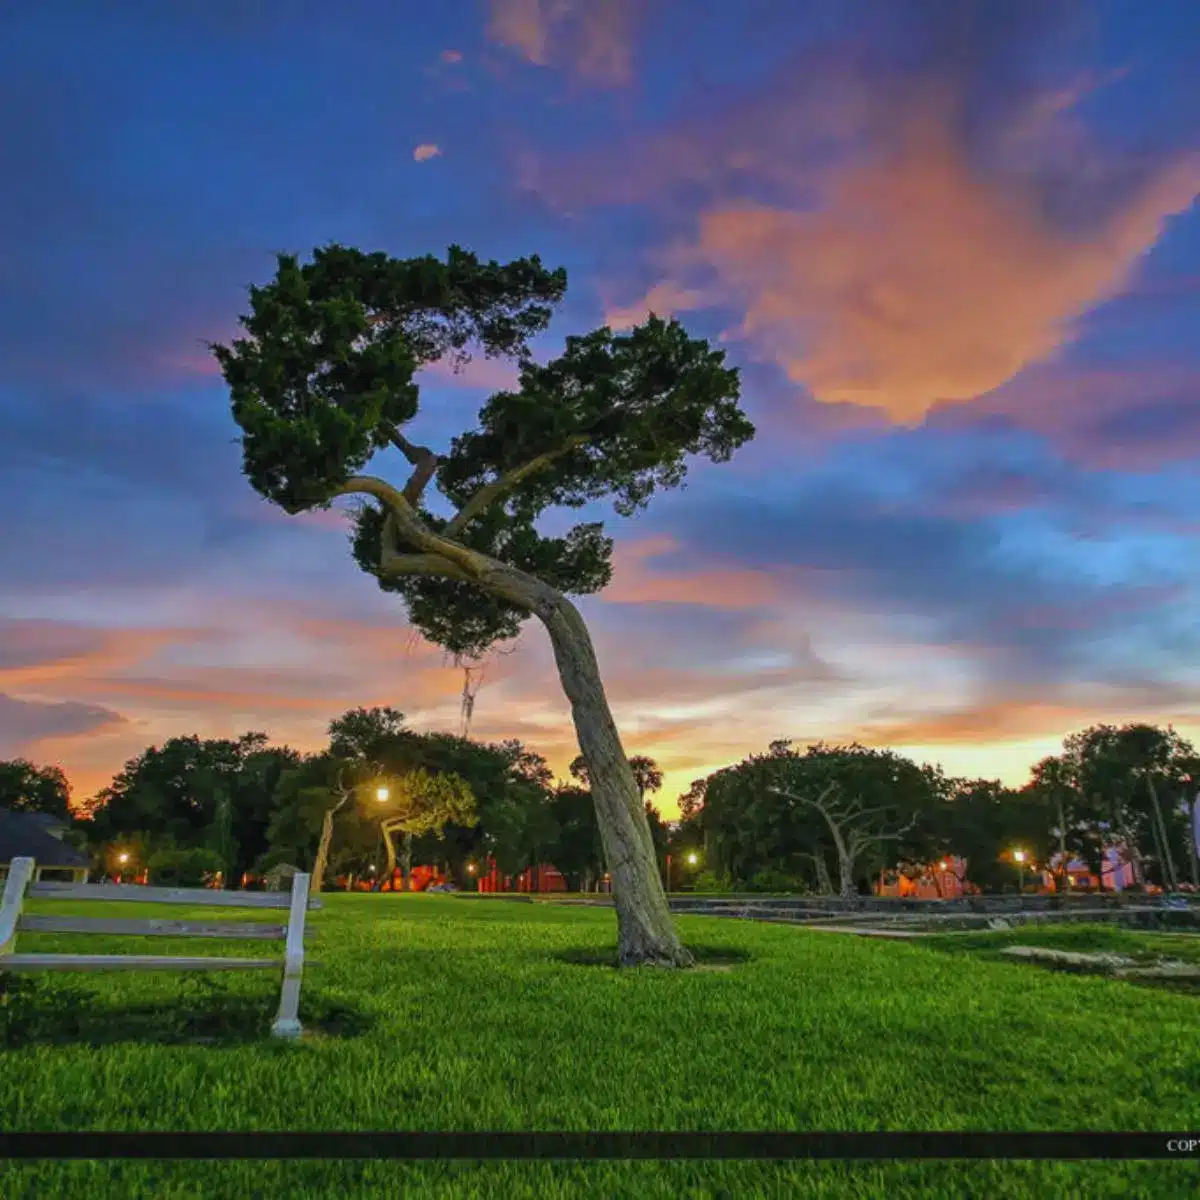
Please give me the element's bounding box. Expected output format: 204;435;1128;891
0;807;91;883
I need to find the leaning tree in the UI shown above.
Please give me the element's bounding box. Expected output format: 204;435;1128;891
212;243;753;966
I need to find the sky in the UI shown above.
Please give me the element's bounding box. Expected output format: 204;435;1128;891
2;0;1199;817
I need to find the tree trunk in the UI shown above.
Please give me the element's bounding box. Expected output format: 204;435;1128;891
381;823;397;891
310;808;335;896
1146;777;1177;890
836;847;856;899
401;831;413;892
540;596;692;967
1189;795;1200;888
814;853;833;896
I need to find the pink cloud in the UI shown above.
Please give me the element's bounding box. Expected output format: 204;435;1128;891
413;143;443;163
654;101;1198;422
534;46;1198;425
487;0;636;86
604;535;783;610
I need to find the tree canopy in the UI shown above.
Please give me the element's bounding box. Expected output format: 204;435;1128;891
212;244;752;659
0;758;72;819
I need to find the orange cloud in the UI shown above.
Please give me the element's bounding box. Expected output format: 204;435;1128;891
655;100;1198;422
604;535;783;610
604;281;714;332
441;49;463;64
413;143;442;163
487;0;635;86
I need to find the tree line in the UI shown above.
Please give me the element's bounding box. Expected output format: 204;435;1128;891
3;714;1196;896
682;725;1200;895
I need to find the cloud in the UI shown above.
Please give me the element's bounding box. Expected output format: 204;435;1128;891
530;3;1198;424
640;96;1197;422
0;693;126;756
441;49;463;64
413;143;443;163
929;363;1200;470
603;535;784;609
487;0;636;86
604;281;714;332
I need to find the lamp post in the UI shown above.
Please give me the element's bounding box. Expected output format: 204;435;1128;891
1013;849;1026;894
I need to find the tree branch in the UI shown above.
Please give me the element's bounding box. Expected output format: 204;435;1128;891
332;473;565;616
389;431;444;506
444;435;588;538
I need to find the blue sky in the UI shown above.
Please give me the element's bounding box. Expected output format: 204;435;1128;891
1;0;1198;811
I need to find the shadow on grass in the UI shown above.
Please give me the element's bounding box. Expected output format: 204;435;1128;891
553;944;754;971
0;974;375;1048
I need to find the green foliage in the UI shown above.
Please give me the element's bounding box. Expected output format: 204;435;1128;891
699;741;945;893
691;869;734;893
211;244;566;513
381;768;478;836
437;318;749;521
548;785;605;889
146;846;225;887
82;733;299;886
327;705;408;762
744;867;810;894
570;753;662;801
0;758;72;819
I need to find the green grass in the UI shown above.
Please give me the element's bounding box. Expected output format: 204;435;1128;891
2;895;1198;1199
923;922;1200;965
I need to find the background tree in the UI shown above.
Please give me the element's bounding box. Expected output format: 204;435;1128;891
377;768;477;890
764;744;941;898
84;733;297;888
930;778;1053;894
213;243;754;966
677;777;707;822
0;759;72;819
549;784;606;891
1025;755;1088;892
1063;723;1195;889
570;752;662;804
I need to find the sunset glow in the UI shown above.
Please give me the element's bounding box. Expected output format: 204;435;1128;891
2;3;1199;815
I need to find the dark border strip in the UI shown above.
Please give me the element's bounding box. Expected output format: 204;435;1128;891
1;1132;1197;1160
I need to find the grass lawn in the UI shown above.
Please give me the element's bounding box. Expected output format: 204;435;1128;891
2;894;1198;1199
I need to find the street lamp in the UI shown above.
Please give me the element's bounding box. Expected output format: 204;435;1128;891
686;852;698;866
1013;849;1026;894
117;852;129;865
376;785;390;803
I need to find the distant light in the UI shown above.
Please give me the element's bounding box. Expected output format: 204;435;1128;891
1068;875;1075;885
117;852;129;865
1013;850;1026;863
376;786;390;803
368;865;376;872
939;861;948;870
467;864;476;874
686;853;698;866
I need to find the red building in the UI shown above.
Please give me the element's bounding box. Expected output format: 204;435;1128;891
476;859;568;893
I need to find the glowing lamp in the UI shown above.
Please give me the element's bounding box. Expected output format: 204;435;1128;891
117;852;129;865
1013;850;1026;863
375;786;390;803
686;853;698;866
